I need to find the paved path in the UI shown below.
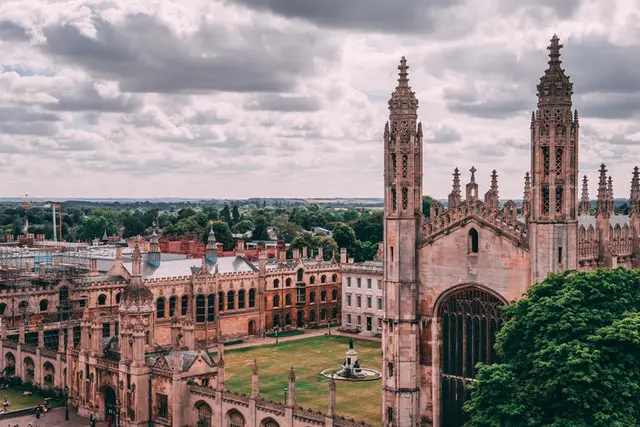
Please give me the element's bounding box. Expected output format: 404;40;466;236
210;328;381;352
6;407;108;427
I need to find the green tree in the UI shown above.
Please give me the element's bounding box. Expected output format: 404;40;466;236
210;220;234;250
231;204;240;222
252;214;270;241
122;215;146;238
276;221;302;243
142;208;159;228
422;195;435;218
465;268;640;427
220;204;231;224
231;219;254;234
351;211;383;243
332;222;357;249
77;215;118;241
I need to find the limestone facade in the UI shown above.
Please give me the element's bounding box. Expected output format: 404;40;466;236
382;35;640;427
341;261;384;335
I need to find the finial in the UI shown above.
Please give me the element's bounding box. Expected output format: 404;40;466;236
548;34;562;62
579;175;590;216
469;166;477;183
630;166;640;214
397;56;409;87
490;169;498;190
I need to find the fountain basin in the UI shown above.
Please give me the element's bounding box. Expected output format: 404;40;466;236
320;368;381;381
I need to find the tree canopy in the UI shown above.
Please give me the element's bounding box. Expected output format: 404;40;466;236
465;268;640;427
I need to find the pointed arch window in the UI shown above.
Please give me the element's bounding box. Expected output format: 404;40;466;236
181;295;188;316
248;289;256;308
238;290;246;309
555;185;564;213
555;148;563;176
391;188;397;211
218;291;224;312
391;153;397;175
542;184;550;214
169;296;176;317
402;187;408;210
468;228;479;254
196;295;205;322
402;154;408;178
207;294;215;321
297;268;304;282
542;146;550;176
156;298;166;319
227;291;235;310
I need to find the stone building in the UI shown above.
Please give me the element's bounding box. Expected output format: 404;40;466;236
341;260;383;335
0;229;344;426
382;35;640;426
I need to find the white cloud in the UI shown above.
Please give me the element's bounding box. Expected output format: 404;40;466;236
0;0;637;200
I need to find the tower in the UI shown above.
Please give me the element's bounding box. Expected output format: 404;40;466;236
148;229;161;267
382;57;422;427
529;35;579;283
205;227;218;264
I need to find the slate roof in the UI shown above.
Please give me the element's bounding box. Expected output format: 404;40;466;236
262;258;338;270
578;214;631;228
123;256;256;279
146;349;214;373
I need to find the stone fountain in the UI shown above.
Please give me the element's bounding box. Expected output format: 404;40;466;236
321;339;381;381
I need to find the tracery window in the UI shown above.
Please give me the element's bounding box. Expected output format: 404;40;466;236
542;146;550;176
169;296;176;317
555;148;563;176
228;410;245;427
196;295;205;322
248;289;255;308
238;290;245;309
227;291;235;310
402;187;408;210
402;154;408;178
196;403;212;427
542;185;550;214
391;188;397;211
207;294;215;321
555;185;563;213
156;298;165;319
391;153;397;176
181;295;188;316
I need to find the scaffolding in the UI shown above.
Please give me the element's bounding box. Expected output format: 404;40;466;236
0;246;92;287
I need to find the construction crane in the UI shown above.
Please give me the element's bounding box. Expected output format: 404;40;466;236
22;193;29;235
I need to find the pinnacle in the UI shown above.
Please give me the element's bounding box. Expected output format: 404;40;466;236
397;56;410;87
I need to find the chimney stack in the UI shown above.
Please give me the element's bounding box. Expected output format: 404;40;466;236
302;246;308;259
318;246;324;261
340;248;347;264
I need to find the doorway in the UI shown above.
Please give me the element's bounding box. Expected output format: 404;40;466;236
104;386;117;422
366;316;372;332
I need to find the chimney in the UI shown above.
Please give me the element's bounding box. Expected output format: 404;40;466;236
318;246;324;261
293;248;301;260
115;247;123;262
236;240;245;257
258;250;267;276
302;247;308;259
340;248;347;264
90;258;99;276
279;248;287;262
348;257;354;264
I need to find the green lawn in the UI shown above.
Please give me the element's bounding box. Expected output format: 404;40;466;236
218;336;382;424
0;387;50;411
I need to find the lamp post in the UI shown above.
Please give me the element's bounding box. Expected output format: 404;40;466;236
284;387;288;404
63;385;69;421
116;398;121;427
274;325;279;344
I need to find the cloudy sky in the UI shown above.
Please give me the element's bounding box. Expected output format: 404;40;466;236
0;0;639;200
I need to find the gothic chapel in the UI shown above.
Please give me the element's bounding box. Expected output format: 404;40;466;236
381;35;640;426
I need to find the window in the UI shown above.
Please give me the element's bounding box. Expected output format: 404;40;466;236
286;278;292;287
402;154;408;178
387;362;394;377
273;295;280;308
97;294;107;306
468;228;479;253
387;408;394;424
332;274;338;282
357;296;361;308
543;185;550;214
378;318;383;329
115;293;121;304
285;312;291;325
332;289;337;301
157;393;168;418
297;268;303;282
39;299;48;312
273;279;279;288
555;147;563;176
347;277;351;287
555;185;564;213
321;290;327;302
377;280;382;290
542;146;550;176
357;315;361;325
156;298;165;318
169;296;176;317
285;294;291;306
402;186;408;209
357;278;361;288
346;314;351;324
367;278;372;289
273;314;280;327
248;289;255;308
115;322;119;336
196;295;205;322
347;294;351;307
102;322;110;338
321;275;326;283
218;291;224;312
309;291;315;303
558;246;563;265
207;295;215;321
227;291;235;310
309;276;315;284
181;295;188;316
377;298;382;310
367;296;372;309
238;290;245;309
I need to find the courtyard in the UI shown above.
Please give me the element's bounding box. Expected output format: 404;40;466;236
218;335;382;424
0;387;60;411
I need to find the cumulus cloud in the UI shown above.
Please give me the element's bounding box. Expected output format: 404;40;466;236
0;0;637;199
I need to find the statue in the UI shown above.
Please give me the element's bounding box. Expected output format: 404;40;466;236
348;339;353;350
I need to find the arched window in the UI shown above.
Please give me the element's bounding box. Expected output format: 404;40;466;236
285;278;292;287
218;291;225;312
59;286;69;306
309;276;315;284
196;295;205;322
273;279;279;288
332;289;338;301
227;409;245;427
332;307;338;319
296;268;303;282
321;275;326;283
309;291;315;304
169;296;177;317
115;293;121;304
207;295;215;321
196;402;213;427
227;291;235;310
0;303;6;315
273;314;280;327
320;309;327;320
321;290;327;302
310;310;316;322
181;295;189;316
285;294;291;306
332;273;338;282
261;418;280;427
97;294;107;306
39;299;49;312
468;228;479;253
156;298;165;318
18;300;28;312
238;290;246;309
248;289;256;308
273;295;280;308
285;312;291;325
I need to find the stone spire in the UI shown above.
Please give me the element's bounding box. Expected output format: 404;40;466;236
205;226;218;264
607;176;615;213
596;164;610;216
630;166;640;215
537;34;573;107
522;172;531;217
448;167;462;208
579;175;590;216
388;56;418;114
484;169;499;210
